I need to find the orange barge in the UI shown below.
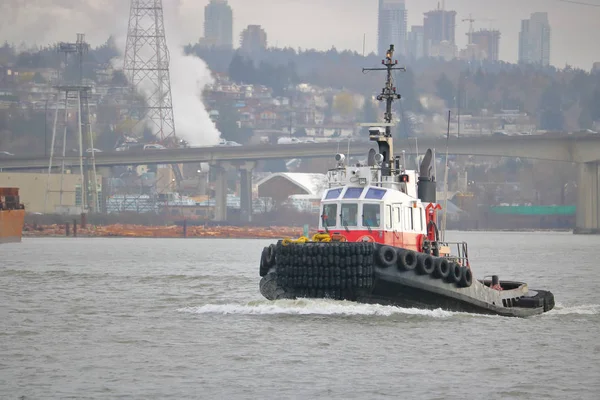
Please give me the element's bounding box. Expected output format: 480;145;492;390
0;187;26;244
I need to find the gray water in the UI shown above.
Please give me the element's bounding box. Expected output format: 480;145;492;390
1;232;599;399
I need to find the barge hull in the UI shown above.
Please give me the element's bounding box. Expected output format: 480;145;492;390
0;209;25;244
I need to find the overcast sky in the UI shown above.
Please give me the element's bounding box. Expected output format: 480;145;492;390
0;0;598;70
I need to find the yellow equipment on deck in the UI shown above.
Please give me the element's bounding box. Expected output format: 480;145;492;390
281;232;348;246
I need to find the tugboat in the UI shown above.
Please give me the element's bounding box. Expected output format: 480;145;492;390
258;45;555;317
0;187;26;244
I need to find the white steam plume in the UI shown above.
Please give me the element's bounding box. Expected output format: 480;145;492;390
0;0;221;146
162;2;221;146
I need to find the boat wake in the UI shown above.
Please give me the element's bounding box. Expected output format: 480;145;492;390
179;299;463;318
179;301;600;319
543;303;600;316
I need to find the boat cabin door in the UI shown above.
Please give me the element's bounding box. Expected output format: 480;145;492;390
391;203;402;247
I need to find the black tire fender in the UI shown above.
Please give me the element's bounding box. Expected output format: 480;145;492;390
448;262;462;284
459;267;473;288
378;245;397;267
259;247;270;277
397;249;417;271
433;258;450;279
416;254;435;275
266;244;277;266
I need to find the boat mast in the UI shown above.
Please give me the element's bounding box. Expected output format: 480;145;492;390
362;44;406;176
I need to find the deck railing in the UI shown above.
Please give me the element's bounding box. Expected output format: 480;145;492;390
438;241;471;268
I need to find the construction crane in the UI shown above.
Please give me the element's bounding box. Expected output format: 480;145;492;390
462;14;497;44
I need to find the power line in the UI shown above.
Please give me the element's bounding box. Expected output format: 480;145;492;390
557;0;600;7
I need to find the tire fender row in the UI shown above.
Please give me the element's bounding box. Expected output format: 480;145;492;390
376;245;473;288
260;241;376;300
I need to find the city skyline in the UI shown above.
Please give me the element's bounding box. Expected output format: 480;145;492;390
220;0;598;69
519;12;551;66
0;0;597;70
203;0;233;49
378;0;408;57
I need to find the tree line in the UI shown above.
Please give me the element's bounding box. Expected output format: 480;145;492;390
2;39;600;156
186;44;600;132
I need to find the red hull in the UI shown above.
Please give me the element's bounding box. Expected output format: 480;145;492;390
319;229;422;252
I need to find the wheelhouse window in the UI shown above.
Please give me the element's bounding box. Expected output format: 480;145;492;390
325;188;343;200
365;188;386;200
341;203;358;227
362;204;381;228
322;204;337;227
343;188;363;199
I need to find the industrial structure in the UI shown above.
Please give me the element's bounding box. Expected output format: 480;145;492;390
123;0;182;185
45;33;100;214
123;0;176;145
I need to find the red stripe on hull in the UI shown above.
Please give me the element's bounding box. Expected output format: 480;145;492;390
319;230;422;251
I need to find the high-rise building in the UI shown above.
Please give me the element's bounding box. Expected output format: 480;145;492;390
519;12;551;66
407;26;424;60
203;0;233;49
240;25;267;54
471;29;501;61
423;7;457;57
378;0;408;57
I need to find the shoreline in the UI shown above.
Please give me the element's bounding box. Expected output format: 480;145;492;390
21;223;575;239
22;223;307;239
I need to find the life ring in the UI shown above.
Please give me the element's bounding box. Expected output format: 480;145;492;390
378;246;398;267
397;249;417;271
357;235;375;242
331;233;347;242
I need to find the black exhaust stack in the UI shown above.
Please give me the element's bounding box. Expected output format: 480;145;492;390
417;148;436;203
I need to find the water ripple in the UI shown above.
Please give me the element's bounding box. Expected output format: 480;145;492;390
1;235;599;400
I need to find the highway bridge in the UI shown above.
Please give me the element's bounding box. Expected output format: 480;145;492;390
396;133;600;163
2;133;600;171
0;142;373;170
2;133;600;233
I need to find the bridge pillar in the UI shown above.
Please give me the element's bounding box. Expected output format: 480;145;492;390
575;161;600;234
212;163;228;222
238;162;256;223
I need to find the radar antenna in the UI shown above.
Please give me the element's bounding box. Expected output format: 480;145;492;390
362;44;406;175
